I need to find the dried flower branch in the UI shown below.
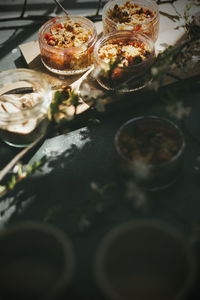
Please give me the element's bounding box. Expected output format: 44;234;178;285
0;0;200;215
0;86;81;199
156;0;178;4
0;156;46;199
48;86;81;123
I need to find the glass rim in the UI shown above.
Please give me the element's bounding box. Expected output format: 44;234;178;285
114;115;186;169
102;0;160;27
39;15;97;53
0;68;51;123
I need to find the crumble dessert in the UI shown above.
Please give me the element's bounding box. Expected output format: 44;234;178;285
103;0;159;41
39;16;97;75
44;20;92;49
94;31;155;90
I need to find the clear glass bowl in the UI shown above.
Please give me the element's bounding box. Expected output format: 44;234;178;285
95;220;196;300
102;0;160;42
0;69;51;148
114;116;185;190
93;30;155;92
0;221;75;300
39;16;97;75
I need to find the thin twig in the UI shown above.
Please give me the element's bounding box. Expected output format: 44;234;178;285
157;0;178;4
172;2;182;20
166;72;182;81
0;15;52;22
53;0;69;17
160;11;180;22
0;134;45;182
20;0;27;18
96;0;102;17
0;24;38;31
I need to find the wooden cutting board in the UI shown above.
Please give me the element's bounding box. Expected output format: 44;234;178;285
19;2;199;95
19;22;103;90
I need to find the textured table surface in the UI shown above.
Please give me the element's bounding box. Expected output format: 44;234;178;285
0;1;200;299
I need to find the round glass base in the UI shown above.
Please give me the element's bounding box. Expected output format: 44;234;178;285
3;140;30;148
41;59;93;76
96;77;151;94
142;175;180;192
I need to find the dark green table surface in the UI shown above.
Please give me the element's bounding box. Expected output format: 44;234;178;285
0;1;200;299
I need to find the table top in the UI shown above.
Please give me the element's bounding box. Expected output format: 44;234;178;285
0;1;200;299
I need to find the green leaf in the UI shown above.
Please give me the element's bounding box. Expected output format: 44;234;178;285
8;176;16;190
68;90;80;106
0;185;6;194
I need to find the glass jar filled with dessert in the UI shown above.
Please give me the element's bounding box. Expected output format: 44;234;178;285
102;0;160;42
114;116;185;190
93;30;155;92
0;69;51;147
39;16;97;75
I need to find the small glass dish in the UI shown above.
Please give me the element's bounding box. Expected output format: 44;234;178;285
39;16;97;75
95;220;196;300
0;69;51;148
93;30;155;92
102;0;160;42
114;116;185;191
0;221;75;300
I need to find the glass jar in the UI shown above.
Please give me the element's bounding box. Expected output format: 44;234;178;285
93;30;155;92
0;221;75;300
95;220;196;300
0;69;51;148
39;16;97;75
102;0;160;42
114;116;185;191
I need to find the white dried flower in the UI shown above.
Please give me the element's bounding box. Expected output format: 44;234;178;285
78;214;91;231
125;181;147;209
150;80;159;91
165;101;191;120
81;82;104;100
192;55;200;63
81;83;90;99
151;67;158;76
171;63;177;70
92;67;101;79
95;98;105;112
130;160;151;180
90;181;99;191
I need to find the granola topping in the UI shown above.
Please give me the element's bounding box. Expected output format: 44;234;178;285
44;19;92;48
98;39;151;67
119;125;180;164
108;1;155;27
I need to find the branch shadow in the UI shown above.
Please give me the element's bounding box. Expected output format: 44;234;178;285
0;6;55;61
0;126;118;230
0;93;200;297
